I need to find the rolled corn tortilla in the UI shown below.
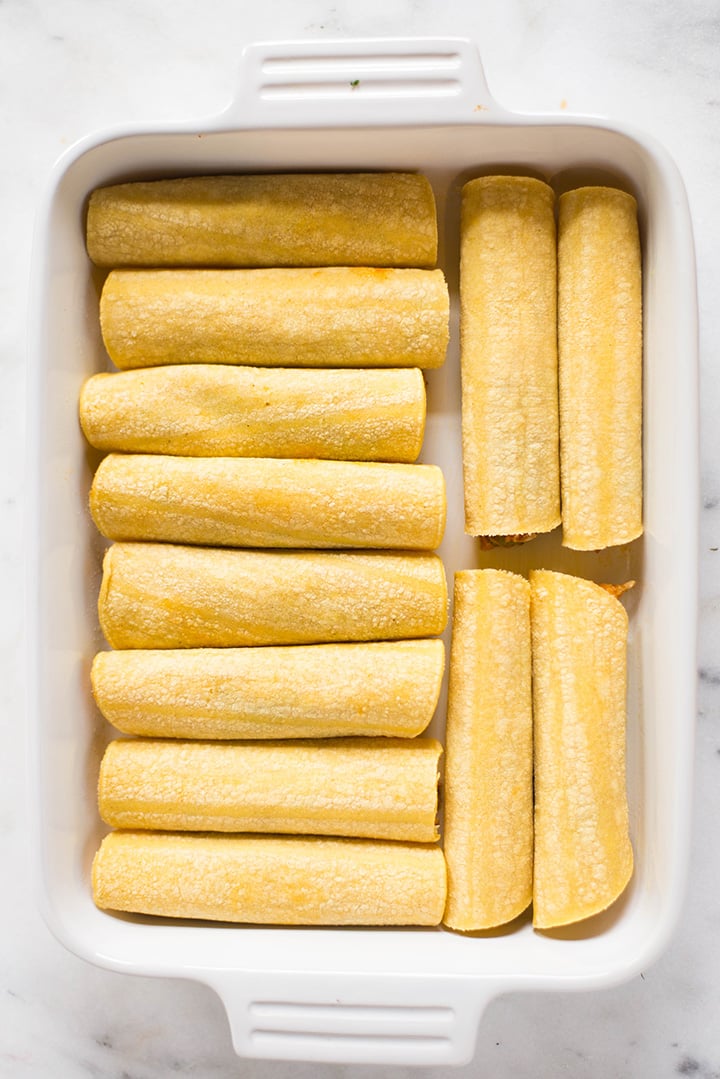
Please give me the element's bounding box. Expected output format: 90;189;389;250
442;569;533;931
86;172;438;269
89;454;446;551
558;186;643;550
100;267;449;370
78;365;426;462
98;543;448;649
460;176;560;538
531;569;633;928
91;639;445;740
98;737;442;842
92;832;447;925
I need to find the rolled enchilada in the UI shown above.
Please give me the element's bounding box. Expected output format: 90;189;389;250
92;832;447;925
79;365;427;462
98;543;448;649
97;737;442;842
100;266;449;370
460;176;560;540
86;172;439;269
89;454;446;550
558;186;643;550
442;569;533;930
531;569;633;928
91;640;445;740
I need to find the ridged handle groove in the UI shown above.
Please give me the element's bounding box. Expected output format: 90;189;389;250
209;972;494;1065
221;37;505;127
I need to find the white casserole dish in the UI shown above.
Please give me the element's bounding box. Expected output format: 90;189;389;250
28;38;698;1067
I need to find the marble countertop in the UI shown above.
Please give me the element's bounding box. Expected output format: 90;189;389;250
3;0;718;1075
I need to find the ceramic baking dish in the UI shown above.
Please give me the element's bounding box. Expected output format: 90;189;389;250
27;38;698;1066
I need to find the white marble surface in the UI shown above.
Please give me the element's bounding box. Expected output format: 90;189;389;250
3;0;718;1075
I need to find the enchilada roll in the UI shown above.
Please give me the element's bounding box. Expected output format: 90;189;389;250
97;737;442;843
558;186;643;550
99;266;449;370
89;454;446;551
460;175;560;539
90;639;445;740
98;543;448;649
92;832;448;925
442;569;533;931
86;172;438;269
530;569;633;928
78;365;427;462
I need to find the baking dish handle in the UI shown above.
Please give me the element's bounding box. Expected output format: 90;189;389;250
220;37;508;129
207;970;497;1066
